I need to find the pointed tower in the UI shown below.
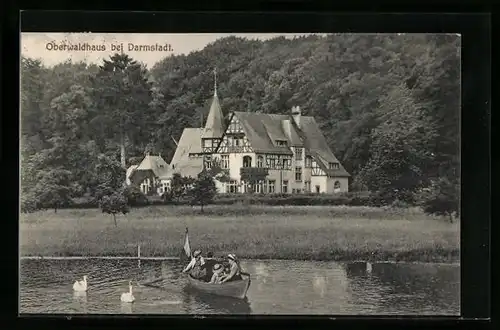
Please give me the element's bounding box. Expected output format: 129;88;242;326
201;67;225;154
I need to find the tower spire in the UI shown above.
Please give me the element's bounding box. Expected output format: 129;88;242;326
213;67;217;97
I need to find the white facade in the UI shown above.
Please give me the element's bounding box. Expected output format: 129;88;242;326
212;149;349;194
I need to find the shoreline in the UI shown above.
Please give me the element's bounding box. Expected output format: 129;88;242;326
19;249;460;264
19;255;460;265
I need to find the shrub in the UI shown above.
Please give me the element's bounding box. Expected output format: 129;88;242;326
122;185;149;207
211;191;375;206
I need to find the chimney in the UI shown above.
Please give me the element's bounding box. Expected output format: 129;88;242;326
291;106;301;128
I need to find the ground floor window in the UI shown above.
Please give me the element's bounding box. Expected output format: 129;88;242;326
282;180;289;193
304;181;311;192
253;182;262;193
295;167;302;182
227;180;238;193
268;180;276;193
140;181;149;194
334;180;341;193
315;185;320;193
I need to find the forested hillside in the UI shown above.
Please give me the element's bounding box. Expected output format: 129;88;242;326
21;34;460;212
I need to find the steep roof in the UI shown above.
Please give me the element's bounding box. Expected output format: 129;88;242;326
231;111;350;177
234;112;304;155
126;164;139;184
170;128;204;165
202;93;225;139
168;127;204;179
298;117;350;177
135;154;170;177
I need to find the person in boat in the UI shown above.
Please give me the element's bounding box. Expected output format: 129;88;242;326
209;263;226;284
182;249;207;279
219;254;242;283
203;252;217;282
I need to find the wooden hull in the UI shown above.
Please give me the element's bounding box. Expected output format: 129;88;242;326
187;273;251;299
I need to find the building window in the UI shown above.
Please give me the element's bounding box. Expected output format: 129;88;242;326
228;180;238;193
315;185;320;193
295;167;302;182
221;154;229;169
334;181;341;193
295;147;303;160
266;155;277;169
243;155;252;168
263;180;268;193
268;180;276;193
254;182;262;193
281;157;292;170
329;162;340;170
257;155;264;168
204;155;212;169
276;140;288;147
304;181;311;192
282;180;289;193
305;156;312;168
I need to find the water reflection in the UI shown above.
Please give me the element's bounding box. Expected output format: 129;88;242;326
120;302;133;314
73;291;87;301
185;288;252;314
343;262;460;315
72;291;88;313
344;262;374;277
312;275;327;297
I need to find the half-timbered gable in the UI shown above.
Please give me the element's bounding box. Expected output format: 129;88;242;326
216;114;254;154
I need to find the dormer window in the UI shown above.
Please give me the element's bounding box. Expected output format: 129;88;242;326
276;140;288;147
329;162;340;170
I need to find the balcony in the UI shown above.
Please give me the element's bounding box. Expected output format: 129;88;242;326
240;167;269;181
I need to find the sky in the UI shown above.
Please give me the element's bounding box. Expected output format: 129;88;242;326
21;33;321;68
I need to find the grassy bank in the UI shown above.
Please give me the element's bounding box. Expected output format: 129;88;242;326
19;205;460;263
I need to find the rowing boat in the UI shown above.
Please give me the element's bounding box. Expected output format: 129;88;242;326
187;272;251;299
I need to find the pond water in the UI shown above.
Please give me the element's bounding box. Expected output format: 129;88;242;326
19;259;459;315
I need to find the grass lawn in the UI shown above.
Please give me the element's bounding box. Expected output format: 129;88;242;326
19;204;460;262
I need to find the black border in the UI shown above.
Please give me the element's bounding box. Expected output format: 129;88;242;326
3;8;491;329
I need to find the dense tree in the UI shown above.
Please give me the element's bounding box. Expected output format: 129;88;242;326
418;177;460;223
91;53;155;167
168;173;196;202
30;168;74;213
190;173;217;213
90;154;126;202
356;84;437;203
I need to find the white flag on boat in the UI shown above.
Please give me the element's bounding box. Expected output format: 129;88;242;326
183;227;191;258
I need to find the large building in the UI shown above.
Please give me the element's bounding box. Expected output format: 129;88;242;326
127;72;350;195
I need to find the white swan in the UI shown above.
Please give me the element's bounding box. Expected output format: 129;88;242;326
73;275;88;292
121;281;135;303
